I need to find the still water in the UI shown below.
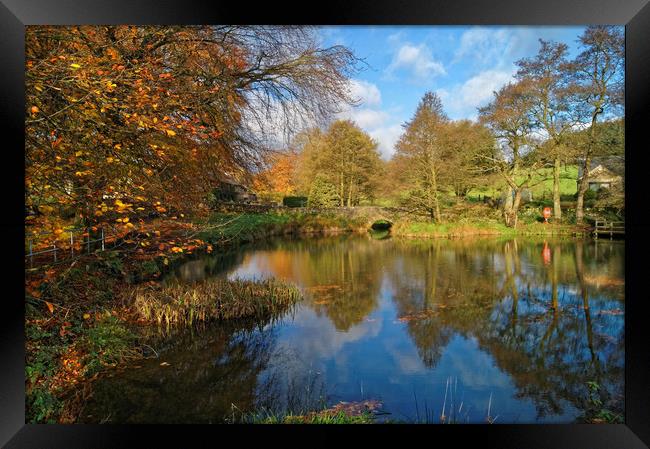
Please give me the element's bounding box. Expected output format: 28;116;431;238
82;235;624;423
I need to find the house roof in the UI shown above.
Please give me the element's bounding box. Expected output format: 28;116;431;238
578;156;624;179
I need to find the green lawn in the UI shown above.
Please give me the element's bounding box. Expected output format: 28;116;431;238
467;165;578;201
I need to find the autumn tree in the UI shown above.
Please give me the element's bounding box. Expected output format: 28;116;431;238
252;150;299;203
438;120;496;198
479;80;537;227
293;120;382;207
327;120;383;207
394;92;448;221
515;39;581;222
571;26;624;224
291;128;329;195
25;25;360;246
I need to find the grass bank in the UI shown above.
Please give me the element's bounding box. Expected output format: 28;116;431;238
391;220;585;239
197;210;367;245
237;400;382;424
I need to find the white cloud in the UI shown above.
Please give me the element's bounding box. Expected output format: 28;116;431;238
348;109;390;129
437;68;516;120
336;79;387;128
387;31;404;44
386;43;446;81
333;79;403;159
368;124;403;159
348;79;382;107
454;27;514;68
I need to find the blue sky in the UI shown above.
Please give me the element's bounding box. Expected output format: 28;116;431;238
316;26;594;159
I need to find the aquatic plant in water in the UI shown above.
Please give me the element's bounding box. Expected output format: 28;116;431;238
133;278;302;326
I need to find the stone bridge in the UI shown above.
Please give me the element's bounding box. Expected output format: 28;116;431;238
315;206;409;229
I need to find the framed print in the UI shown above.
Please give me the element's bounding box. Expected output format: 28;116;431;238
2;0;649;447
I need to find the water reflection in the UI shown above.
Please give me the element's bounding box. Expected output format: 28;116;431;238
84;235;624;423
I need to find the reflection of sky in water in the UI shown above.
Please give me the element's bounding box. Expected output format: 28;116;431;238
88;236;624;423
250;271;586;423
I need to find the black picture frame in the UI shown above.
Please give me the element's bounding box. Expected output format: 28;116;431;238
2;1;649;447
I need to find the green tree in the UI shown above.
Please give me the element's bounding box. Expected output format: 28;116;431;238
307;174;340;208
515;39;581;222
439;120;496;198
572;26;624;224
394;92;448;221
294;120;382;207
479;80;538;227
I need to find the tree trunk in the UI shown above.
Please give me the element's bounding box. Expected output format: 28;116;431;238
430;164;441;222
347;179;353;207
576;113;599;224
553;158;562;222
575;151;592;224
339;173;345;207
511;189;522;228
503;187;515;227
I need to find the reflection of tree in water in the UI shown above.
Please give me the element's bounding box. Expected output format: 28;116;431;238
387;239;501;368
147;236;624;421
80;319;278;423
164;248;246;284
299;236;384;331
387;238;624;419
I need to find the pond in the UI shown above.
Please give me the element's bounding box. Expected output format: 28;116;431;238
81;234;625;423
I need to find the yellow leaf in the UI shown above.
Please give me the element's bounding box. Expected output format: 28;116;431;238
83;313;91;320
75;151;83;157
70;63;81;69
106;157;114;163
165;129;176;137
45;301;54;314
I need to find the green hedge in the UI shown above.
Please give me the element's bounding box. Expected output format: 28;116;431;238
283;196;308;207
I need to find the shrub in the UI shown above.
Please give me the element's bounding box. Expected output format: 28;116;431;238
307;176;339;208
283;196;308;208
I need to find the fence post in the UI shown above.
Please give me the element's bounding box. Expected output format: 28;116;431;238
101;228;105;251
70;232;74;257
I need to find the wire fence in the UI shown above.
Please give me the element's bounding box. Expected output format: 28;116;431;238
25;226;113;268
